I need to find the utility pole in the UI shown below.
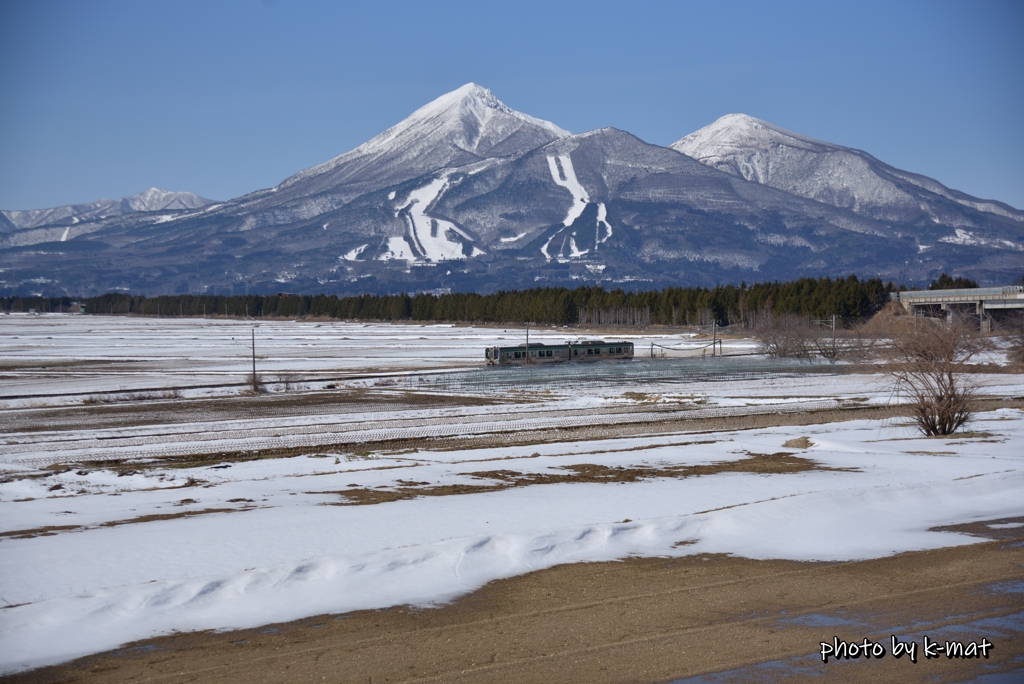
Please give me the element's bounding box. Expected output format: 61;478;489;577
251;328;256;380
525;321;533;364
712;320;717;358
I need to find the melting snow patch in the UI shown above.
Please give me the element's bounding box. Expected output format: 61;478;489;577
939;229;1020;250
341;244;369;262
940;229;979;246
377;237;416;262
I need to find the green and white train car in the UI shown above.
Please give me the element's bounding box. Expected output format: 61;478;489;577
485;340;634;365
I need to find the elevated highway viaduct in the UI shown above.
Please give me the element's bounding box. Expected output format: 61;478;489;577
892;286;1024;331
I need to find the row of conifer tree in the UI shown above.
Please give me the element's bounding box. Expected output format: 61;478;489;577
3;275;902;327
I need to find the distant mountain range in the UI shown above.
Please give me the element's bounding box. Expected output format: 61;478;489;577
2;84;1021;297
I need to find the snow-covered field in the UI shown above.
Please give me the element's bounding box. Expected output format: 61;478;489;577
1;315;1022;674
0;313;758;405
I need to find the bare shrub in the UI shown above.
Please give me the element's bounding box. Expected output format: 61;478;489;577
753;311;812;358
82;389;181;405
845;326;879;362
882;316;988;436
808;322;878;363
247;372;265;394
807;320;846;362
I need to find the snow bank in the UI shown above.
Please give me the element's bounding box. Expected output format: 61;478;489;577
2;467;1020;673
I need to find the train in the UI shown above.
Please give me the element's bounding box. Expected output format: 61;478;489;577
485;339;634;365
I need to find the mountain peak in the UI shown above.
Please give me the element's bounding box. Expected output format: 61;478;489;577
121;188;214;212
672;114;830;161
407;83;570;140
673;114;1024;223
276;84;570;196
421;82;501;113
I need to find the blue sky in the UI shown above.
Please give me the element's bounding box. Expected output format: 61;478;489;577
1;0;1022;210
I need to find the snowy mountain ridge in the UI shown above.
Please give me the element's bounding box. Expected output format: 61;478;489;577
3;85;1022;296
1;188;215;231
272;84;570;199
672;114;1024;224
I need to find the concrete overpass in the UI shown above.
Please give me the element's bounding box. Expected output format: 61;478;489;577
892;285;1024;331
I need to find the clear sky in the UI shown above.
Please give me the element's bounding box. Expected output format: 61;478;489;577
1;0;1022;211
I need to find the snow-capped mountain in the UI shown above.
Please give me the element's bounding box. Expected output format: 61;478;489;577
280;83;568;193
672;114;1024;226
228;83;570;220
2;87;1021;297
1;188;215;231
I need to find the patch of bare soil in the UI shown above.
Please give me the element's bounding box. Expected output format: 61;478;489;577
0;525;79;540
325;452;854;506
0;508;244;541
8;520;1023;684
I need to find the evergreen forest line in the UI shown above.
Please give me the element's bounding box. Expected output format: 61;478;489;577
3;275;896;327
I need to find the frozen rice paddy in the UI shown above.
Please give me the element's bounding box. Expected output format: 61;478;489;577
1;314;1022;674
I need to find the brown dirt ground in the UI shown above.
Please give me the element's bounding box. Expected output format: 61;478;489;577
0;508;246;540
327;452;852;507
5;519;1022;684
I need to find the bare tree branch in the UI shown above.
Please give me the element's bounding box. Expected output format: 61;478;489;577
882;315;988;436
